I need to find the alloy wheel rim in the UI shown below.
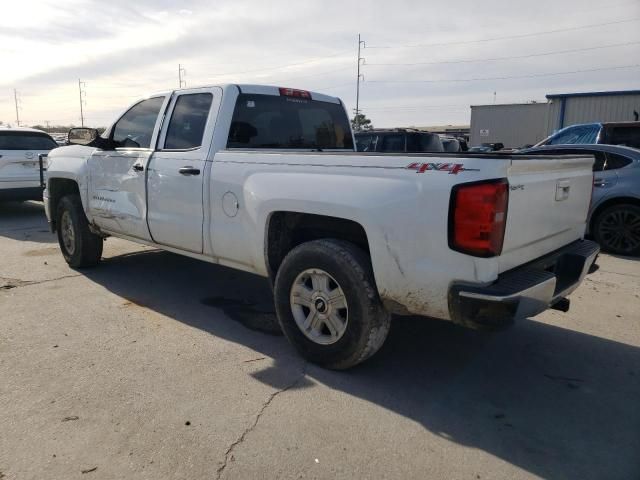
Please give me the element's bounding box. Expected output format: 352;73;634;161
598;209;640;253
290;268;348;345
60;211;76;255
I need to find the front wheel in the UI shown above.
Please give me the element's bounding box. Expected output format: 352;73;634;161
56;194;104;268
593;204;640;256
274;239;391;370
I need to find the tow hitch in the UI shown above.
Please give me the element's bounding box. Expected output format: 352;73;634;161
38;153;47;190
551;297;570;313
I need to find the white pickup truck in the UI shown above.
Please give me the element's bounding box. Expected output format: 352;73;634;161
44;84;599;369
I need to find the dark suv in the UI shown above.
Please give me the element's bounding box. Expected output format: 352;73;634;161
355;129;444;153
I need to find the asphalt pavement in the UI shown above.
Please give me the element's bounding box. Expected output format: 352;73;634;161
1;201;639;480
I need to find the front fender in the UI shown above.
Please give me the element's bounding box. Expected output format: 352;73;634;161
46;145;95;218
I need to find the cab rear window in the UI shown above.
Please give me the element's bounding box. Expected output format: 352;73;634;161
227;93;353;150
0;131;58;150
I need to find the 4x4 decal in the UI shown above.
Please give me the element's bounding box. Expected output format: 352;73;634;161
406;162;479;174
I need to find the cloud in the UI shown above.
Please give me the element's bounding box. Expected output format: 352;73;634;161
1;0;639;126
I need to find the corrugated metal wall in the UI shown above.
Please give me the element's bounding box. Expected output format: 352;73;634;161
544;100;561;134
470;103;549;147
563;94;640;126
471;92;640;147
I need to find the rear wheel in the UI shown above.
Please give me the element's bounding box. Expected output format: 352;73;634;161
593;204;640;256
56;194;103;268
274;239;391;370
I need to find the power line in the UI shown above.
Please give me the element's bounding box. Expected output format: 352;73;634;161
366;64;640;84
364;40;640;66
366;17;640;49
197;50;351;80
365;104;470;111
311;81;353;91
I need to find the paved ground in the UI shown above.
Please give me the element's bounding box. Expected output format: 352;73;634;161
1;201;639;480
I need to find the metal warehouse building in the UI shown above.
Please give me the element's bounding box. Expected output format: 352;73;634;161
470;89;640;148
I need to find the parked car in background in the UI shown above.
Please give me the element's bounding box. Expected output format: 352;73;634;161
468;142;504;153
518;144;640;256
0;127;58;201
440;136;461;152
535;121;640;149
355;129;444;153
50;133;69;146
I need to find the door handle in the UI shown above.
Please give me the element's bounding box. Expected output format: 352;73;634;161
179;166;201;176
132;163;144;172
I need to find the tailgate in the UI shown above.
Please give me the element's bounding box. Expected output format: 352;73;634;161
499;155;593;272
0;149;47;182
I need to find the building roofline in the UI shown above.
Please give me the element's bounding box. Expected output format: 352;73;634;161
546;89;640;99
470;103;547;108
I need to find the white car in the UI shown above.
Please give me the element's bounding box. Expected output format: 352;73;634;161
43;84;599;369
0;127;58;201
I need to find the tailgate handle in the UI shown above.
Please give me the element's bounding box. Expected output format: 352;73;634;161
555;180;570;201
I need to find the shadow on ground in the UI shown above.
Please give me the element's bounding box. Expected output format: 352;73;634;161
83;248;639;480
0;201;54;243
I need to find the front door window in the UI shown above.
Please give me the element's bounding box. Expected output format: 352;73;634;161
111;97;165;149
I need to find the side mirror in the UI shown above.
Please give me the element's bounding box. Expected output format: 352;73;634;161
68;127;98;146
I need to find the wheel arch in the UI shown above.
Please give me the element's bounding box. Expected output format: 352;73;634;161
47;178;81;232
264;211;371;282
589;196;640;233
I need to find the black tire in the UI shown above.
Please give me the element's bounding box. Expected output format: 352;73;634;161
274;239;391;370
56;194;103;268
593;204;640;256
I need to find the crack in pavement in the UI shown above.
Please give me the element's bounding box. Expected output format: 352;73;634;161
0;274;82;290
598;269;640;279
216;363;308;480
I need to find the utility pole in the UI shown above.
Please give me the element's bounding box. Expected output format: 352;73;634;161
78;79;86;126
13;89;20;126
354;34;365;131
178;64;187;88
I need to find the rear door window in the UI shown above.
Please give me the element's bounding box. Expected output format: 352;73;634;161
163;93;213;150
0;132;57;150
593;152;606;171
227;93;353;150
604;152;633;170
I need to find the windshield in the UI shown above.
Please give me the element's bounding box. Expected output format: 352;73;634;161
540;124;601;146
0;131;58;150
227;93;354;150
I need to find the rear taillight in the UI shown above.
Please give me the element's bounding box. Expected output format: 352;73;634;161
449;179;509;257
279;87;311;99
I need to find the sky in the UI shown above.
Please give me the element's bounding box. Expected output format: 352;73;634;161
0;0;639;128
